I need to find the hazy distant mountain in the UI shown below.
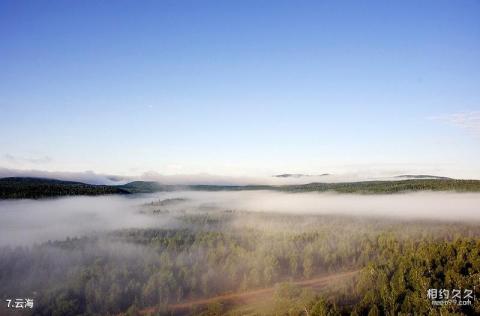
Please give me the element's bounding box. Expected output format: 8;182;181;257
394;175;452;180
117;181;182;193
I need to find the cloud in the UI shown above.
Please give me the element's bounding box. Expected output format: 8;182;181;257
0;167;130;185
0;166;470;186
430;111;480;137
155;190;480;225
0;194;177;246
138;170;459;185
3;153;53;165
139;170;357;185
2;190;480;246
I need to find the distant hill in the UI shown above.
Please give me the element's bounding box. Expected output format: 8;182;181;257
394;174;452;180
0;178;187;199
117;181;183;193
0;177;129;199
277;179;480;194
189;179;480;194
1;177;480;199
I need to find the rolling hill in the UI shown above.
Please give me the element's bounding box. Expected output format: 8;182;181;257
0;177;129;199
1;177;480;199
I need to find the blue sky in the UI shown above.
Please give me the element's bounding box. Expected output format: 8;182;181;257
1;0;479;180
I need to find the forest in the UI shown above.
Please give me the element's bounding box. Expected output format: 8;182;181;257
1;195;479;316
0;177;128;199
2;1;478;316
2;177;480;199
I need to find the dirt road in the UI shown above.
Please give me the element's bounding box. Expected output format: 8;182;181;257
139;269;359;315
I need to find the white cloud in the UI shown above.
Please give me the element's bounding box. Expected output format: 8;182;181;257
3;154;53;165
0;167;129;185
430;111;480;137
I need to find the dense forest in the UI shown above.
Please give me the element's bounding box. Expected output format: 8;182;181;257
1;199;479;315
2;177;480;199
0;177;128;199
190;179;480;194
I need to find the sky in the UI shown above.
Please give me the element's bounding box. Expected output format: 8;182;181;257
1;0;479;181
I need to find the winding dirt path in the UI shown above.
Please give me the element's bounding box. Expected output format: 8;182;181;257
139;269;359;315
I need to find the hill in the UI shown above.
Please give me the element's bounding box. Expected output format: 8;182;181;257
188;179;480;194
0;177;129;199
117;181;188;193
1;177;480;199
394;174;452;180
278;179;480;193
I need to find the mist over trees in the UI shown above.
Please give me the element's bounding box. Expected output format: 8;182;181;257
1;194;479;315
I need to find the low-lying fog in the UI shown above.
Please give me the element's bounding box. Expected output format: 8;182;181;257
1;191;480;246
